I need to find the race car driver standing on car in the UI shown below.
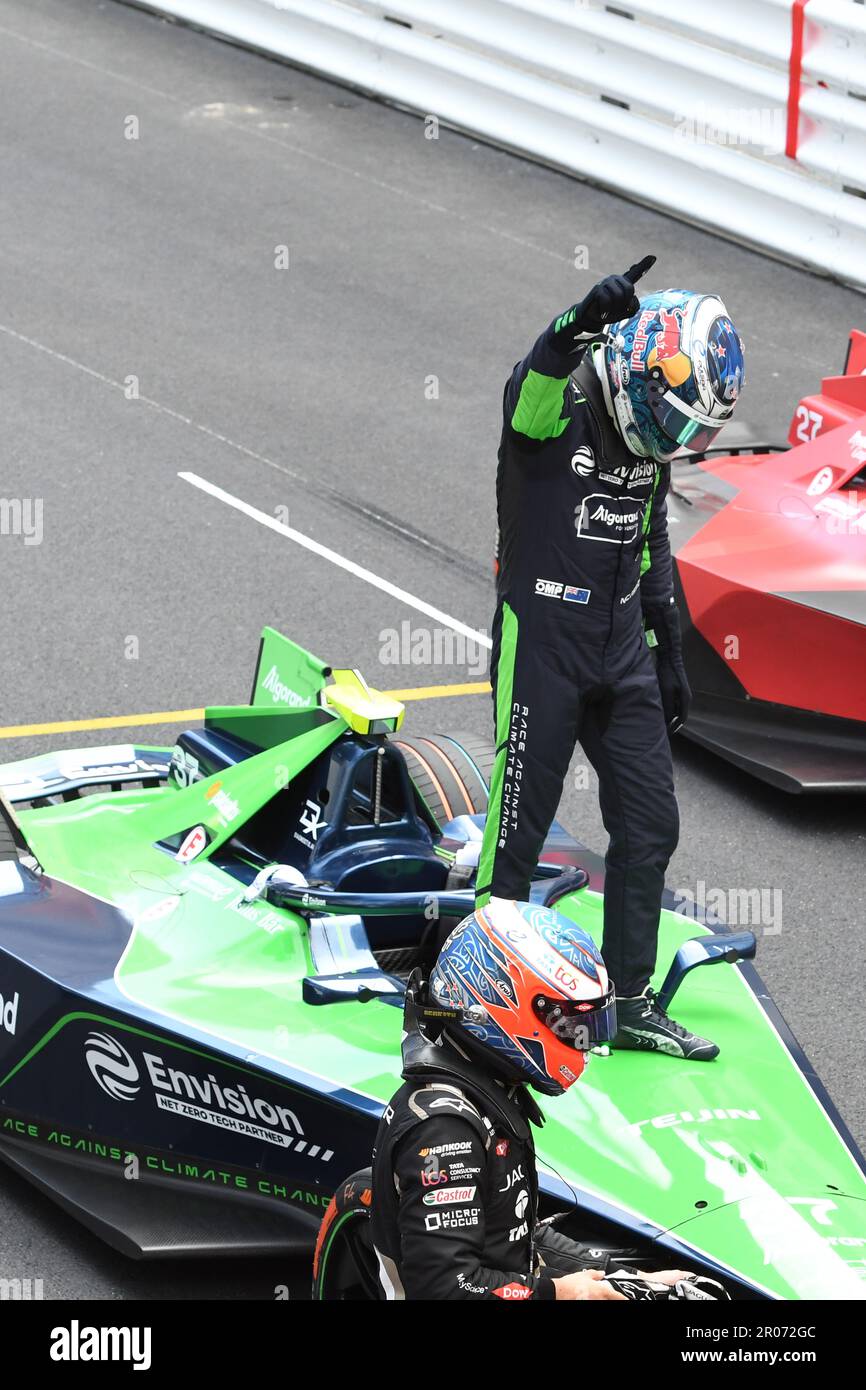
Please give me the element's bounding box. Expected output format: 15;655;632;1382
475;259;746;1059
369;900;726;1300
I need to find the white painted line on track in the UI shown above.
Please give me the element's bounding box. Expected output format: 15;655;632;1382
179;471;492;649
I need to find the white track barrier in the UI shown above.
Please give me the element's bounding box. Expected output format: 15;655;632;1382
132;0;866;287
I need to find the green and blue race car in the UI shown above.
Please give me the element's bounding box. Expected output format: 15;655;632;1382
0;627;864;1298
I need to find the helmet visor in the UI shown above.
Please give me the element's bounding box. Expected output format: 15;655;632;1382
532;984;617;1049
650;391;725;456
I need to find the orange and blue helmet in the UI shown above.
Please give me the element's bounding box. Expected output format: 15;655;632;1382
599;290;745;462
429;900;615;1096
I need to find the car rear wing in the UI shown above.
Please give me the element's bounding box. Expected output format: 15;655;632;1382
247;628;404;734
249;627;331;711
787;328;866;447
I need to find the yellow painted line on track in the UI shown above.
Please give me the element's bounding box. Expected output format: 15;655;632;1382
0;683;491;740
384;681;490;701
0;710;206;740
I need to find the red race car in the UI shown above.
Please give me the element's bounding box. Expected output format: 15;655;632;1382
671;329;866;792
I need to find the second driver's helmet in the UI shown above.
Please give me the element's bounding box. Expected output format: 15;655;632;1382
599;290;745;461
429;899;615;1096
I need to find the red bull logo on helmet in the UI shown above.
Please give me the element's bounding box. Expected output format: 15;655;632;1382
631;305;691;387
652;306;685;362
630;309;654;372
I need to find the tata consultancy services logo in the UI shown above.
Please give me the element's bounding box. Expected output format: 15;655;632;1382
85;1032;140;1102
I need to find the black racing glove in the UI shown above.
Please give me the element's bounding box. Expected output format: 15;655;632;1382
572;255;656;335
644;598;691;735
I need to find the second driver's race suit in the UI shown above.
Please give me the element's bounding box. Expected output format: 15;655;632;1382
370;1012;626;1300
475;306;682;997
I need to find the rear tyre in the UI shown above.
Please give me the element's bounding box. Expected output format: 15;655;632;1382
311;1168;380;1301
393;732;495;829
391;732;497;967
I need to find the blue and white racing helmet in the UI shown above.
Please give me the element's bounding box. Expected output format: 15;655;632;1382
598;290;745;461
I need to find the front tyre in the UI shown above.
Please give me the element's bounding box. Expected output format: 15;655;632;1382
311;1168;381;1301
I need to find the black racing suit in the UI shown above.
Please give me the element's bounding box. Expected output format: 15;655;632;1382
370;1014;624;1301
476;314;679;997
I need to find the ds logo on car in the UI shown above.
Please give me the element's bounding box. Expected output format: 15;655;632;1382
85;1031;140;1102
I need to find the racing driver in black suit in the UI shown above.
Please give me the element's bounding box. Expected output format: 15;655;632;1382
476;259;746;1060
369;900;726;1301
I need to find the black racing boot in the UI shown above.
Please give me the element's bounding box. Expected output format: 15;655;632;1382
613;988;719;1060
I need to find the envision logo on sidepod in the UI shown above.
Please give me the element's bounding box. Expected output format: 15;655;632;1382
84;1032;141;1102
82;1031;335;1161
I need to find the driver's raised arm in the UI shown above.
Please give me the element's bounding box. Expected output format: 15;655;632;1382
504;260;655;446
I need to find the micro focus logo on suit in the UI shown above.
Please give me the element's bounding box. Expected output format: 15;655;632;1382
570;445;596;477
84;1031;141;1101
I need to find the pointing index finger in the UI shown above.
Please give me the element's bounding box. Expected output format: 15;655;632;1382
623;254;656;285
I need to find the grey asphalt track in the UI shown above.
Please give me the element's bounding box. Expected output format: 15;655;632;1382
1;0;864;1299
